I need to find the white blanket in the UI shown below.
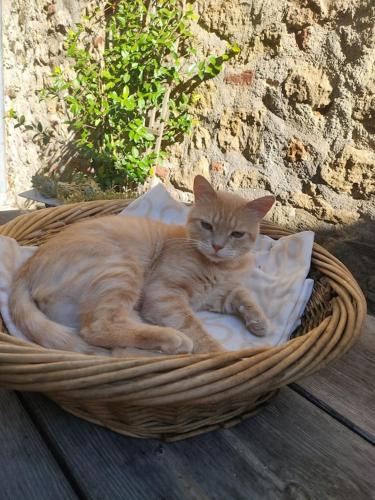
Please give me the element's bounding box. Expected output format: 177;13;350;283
0;183;314;351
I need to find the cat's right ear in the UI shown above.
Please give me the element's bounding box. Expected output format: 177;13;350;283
246;195;275;220
193;175;216;203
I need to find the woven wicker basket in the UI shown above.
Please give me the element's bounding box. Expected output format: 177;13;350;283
0;200;366;441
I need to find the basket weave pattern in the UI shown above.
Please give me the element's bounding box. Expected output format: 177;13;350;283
0;200;367;440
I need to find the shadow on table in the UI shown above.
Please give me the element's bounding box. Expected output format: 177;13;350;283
312;219;374;315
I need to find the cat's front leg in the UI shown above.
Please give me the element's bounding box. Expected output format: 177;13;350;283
142;292;223;354
226;287;270;337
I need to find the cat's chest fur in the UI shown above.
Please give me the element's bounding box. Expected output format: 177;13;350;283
146;242;253;311
188;263;250;311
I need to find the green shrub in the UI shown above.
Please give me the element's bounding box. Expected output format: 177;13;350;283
10;1;238;195
47;0;238;189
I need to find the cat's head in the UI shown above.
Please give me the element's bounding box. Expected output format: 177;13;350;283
187;175;275;262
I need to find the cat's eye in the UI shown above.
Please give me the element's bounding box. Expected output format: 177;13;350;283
231;231;245;238
200;220;213;231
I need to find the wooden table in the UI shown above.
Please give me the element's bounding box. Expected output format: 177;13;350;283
1;210;374;499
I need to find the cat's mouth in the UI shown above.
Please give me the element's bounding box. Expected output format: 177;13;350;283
206;253;224;262
196;241;235;262
201;249;233;263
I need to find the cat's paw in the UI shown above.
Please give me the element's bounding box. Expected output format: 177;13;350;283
193;337;223;354
238;305;270;337
246;317;270;337
160;328;194;355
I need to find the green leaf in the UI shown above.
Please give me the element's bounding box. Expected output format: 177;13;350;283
122;85;129;99
144;131;154;141
124;97;136;110
7;108;17;119
138;97;145;109
101;69;112;79
70;102;80;114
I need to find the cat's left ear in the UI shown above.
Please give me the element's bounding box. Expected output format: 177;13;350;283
246;195;275;220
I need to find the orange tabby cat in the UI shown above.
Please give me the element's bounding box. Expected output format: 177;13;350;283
10;176;275;355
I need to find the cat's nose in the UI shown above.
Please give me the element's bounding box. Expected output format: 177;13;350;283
212;244;223;253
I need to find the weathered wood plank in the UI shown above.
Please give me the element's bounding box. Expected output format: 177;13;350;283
221;389;375;500
21;387;375;500
20;392;252;500
0;391;77;500
295;314;375;442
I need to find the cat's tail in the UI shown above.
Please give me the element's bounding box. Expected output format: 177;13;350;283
9;279;109;356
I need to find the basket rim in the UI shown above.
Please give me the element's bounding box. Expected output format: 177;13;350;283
0;199;367;405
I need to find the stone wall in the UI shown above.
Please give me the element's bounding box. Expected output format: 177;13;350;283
3;1;375;307
166;0;375;233
3;0;99;203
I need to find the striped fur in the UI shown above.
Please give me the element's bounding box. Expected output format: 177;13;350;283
9;176;274;354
